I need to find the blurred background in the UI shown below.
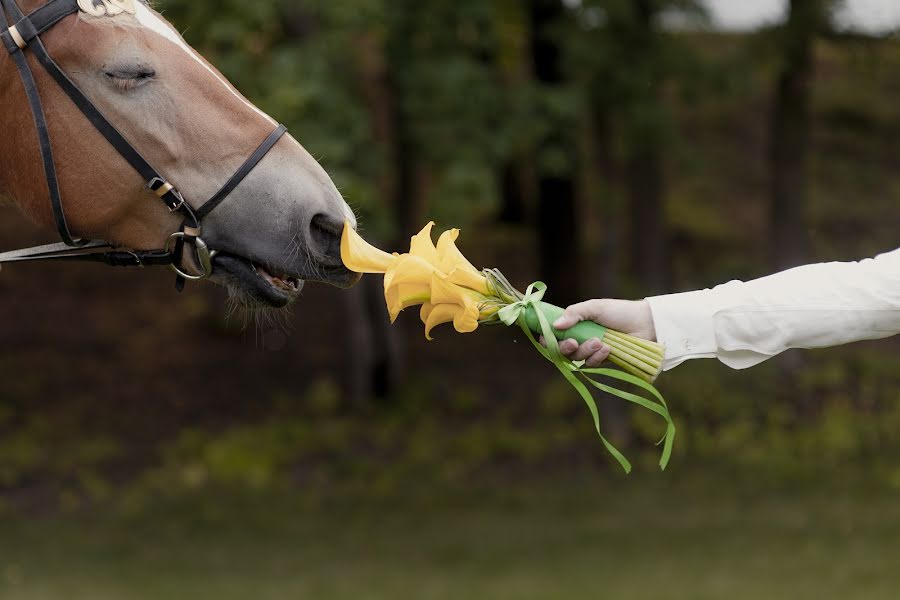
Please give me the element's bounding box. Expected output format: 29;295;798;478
2;0;900;598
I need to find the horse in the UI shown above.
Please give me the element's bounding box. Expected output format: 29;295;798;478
0;0;360;308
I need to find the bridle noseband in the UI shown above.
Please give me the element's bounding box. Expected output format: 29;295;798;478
0;0;287;289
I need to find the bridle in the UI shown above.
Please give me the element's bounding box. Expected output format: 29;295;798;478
0;0;287;289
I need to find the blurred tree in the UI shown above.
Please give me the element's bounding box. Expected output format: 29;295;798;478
495;0;537;225
770;0;833;270
566;0;706;297
620;0;669;296
768;0;839;420
530;0;583;304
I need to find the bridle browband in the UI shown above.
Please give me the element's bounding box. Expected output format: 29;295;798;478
0;0;287;288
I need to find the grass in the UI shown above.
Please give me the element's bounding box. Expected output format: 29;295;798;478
3;471;900;600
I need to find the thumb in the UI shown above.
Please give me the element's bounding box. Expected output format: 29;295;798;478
553;300;604;330
553;308;585;330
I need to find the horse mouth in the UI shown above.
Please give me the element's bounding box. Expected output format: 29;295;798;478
212;253;305;308
210;252;360;308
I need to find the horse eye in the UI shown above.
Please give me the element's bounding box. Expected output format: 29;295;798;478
104;67;156;91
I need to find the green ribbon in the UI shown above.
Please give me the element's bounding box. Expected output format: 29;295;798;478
499;282;676;473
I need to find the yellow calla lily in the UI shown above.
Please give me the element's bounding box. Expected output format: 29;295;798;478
341;220;492;339
341;222;396;273
386;283;431;322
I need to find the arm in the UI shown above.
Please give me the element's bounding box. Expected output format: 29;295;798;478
556;247;900;371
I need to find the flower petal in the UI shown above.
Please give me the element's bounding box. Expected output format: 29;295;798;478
429;273;482;335
436;228;480;275
340;222;396;274
386;283;431;322
409;221;440;265
452;302;480;334
447;267;490;296
422;303;459;340
430;271;477;307
384;254;443;290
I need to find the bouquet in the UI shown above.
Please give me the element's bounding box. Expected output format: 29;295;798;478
342;222;675;472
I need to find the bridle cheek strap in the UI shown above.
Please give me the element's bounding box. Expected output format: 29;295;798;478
196;124;287;220
1;0;83;246
0;0;288;287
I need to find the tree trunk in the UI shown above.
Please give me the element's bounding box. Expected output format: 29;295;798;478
770;0;820;271
626;147;667;295
624;0;668;296
344;29;408;402
530;0;581;305
498;161;530;225
592;109;620;298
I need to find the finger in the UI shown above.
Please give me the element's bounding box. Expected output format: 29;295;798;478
558;338;579;356
584;345;612;368
571;338;604;362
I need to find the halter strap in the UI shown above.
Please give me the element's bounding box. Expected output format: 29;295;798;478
0;0;77;49
0;241;174;268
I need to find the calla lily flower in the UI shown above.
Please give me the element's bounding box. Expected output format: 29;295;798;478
341;221;494;339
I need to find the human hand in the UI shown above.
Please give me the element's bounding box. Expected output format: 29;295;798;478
548;299;657;368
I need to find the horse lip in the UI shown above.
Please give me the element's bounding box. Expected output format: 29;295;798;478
211;252;300;308
295;260;361;288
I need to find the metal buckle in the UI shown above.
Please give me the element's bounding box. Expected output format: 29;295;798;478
146;177;186;212
165;232;218;281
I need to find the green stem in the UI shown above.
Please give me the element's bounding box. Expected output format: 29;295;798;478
605;331;665;360
602;338;660;378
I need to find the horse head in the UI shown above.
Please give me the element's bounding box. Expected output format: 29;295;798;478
0;0;360;307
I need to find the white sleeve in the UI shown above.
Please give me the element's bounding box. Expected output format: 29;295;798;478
645;248;900;371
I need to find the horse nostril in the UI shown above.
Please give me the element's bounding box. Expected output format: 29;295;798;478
309;213;343;259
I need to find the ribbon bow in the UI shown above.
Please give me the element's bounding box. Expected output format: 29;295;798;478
498;281;547;327
500;281;676;473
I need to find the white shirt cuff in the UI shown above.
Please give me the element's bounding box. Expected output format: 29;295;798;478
646;290;719;370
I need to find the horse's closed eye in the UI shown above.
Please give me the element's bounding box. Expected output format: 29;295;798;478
104;67;156;92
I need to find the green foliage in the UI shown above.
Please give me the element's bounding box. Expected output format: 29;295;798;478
156;0;531;233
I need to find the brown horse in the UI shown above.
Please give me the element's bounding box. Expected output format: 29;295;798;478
0;0;359;307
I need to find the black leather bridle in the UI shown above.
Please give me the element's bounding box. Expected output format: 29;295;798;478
0;0;287;289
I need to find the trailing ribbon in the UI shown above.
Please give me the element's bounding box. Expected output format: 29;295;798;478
500;282;676;473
